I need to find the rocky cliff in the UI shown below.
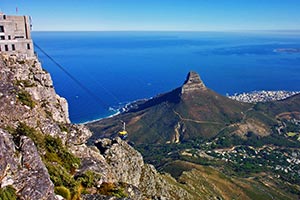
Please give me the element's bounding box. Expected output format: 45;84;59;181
94;137;190;199
181;71;206;94
0;129;57;199
0;54;191;199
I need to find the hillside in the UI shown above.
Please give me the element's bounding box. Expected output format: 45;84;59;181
88;71;300;145
88;71;300;199
88;71;252;144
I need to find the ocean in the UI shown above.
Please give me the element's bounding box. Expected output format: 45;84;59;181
32;31;300;123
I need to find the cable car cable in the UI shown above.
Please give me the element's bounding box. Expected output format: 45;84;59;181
34;42;109;109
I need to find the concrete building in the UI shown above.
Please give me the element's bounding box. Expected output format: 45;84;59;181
0;12;34;57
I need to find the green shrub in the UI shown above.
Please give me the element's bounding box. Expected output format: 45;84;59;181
76;170;101;188
0;185;17;200
44;135;80;171
46;163;77;189
45;135;63;153
13;123;44;149
111;188;128;198
58;123;69;132
98;182;116;196
11;123;82;199
43;135;81;198
98;183;128;198
55;186;71;200
14;79;36;87
17;90;35;108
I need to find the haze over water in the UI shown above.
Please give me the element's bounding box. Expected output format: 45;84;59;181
32;31;300;123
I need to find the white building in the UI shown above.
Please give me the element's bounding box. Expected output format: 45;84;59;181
0;12;34;57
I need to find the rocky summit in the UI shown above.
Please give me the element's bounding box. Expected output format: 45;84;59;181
181;71;206;94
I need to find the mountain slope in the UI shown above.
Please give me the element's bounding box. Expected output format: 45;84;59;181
88;71;251;144
87;70;300;199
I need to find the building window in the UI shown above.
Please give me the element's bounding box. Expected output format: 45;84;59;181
5;45;9;51
8;35;11;40
15;36;24;39
0;26;4;32
27;43;31;50
0;36;4;40
3;15;6;20
12;44;16;51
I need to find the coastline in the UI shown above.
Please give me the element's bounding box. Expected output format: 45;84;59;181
81;110;121;125
80;98;148;125
81;90;300;125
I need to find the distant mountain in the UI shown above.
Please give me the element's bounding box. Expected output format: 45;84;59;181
88;71;300;146
88;71;253;144
87;70;300;199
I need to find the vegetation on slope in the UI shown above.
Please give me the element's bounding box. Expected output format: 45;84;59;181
87;72;300;199
9;123;127;199
16;89;36;109
0;186;17;200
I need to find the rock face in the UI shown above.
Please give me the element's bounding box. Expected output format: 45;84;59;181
95;137;191;200
96;138;144;187
0;54;96;199
0;54;70;141
0;129;57;200
181;71;206;94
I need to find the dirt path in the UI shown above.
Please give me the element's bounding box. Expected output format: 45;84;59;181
173;110;223;125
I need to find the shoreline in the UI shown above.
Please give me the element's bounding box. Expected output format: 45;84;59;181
80;98;149;125
80;90;300;125
80;110;121;125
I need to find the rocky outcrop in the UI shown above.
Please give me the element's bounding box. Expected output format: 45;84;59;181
0;54;69;141
0;128;57;200
181;71;206;94
82;194;131;200
96;138;144;187
0;54;96;199
70;143;117;185
95;137;191;200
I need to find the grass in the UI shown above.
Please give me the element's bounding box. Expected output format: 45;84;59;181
0;186;17;200
98;183;128;198
287;132;297;137
75;170;101;188
170;160;297;200
17;90;35;108
54;186;71;200
14;79;36;87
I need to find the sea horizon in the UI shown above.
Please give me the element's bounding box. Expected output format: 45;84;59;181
32;31;300;123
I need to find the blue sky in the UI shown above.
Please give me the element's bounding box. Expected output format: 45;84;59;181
1;0;300;31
